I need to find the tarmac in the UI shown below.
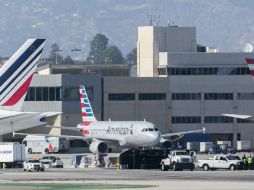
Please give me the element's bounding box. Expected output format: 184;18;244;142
1;168;254;190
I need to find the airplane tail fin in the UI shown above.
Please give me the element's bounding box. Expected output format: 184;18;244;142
0;39;46;111
246;58;254;80
79;85;97;122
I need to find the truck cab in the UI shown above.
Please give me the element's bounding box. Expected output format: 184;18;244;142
160;150;195;171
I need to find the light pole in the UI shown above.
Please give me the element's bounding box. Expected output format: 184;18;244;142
53;49;63;64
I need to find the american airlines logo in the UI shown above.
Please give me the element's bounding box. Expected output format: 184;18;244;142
0;150;12;154
106;126;130;135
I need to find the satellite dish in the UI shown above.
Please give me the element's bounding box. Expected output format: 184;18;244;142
243;43;253;53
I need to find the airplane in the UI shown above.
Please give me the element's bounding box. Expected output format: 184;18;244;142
222;58;254;121
15;85;206;154
0;39;61;135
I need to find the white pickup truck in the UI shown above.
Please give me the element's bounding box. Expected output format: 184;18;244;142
160;150;195;171
197;155;243;171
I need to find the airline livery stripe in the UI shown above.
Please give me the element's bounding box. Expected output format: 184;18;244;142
0;50;42;102
0;39;44;87
2;75;33;106
0;49;43;98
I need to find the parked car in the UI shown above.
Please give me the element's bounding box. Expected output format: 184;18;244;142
197;155;243;171
40;155;64;168
160;150;195;171
23;159;44;172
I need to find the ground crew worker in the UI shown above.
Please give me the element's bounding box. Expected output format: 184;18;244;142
242;154;247;169
2;163;6;169
247;155;253;170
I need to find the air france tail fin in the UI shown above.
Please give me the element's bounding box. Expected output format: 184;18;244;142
0;39;46;111
79;85;97;122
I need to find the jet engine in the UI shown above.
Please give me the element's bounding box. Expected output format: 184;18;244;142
159;138;172;148
89;140;108;154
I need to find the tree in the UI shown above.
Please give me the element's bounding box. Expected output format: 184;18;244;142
126;48;137;65
101;45;124;64
86;34;108;64
60;56;75;64
48;43;63;64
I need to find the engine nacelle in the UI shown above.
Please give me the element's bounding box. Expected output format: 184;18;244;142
89;140;108;154
159;138;172;148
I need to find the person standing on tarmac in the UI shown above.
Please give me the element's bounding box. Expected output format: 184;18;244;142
247;155;253;170
242;154;247;170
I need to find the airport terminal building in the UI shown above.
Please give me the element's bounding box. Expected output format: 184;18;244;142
3;25;254;150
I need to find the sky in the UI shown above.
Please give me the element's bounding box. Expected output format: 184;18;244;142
0;0;253;60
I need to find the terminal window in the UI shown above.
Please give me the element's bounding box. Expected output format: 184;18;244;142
138;93;166;100
204;116;233;123
172;93;201;100
166;67;250;76
25;86;93;101
238;93;254;100
171;116;201;124
204;93;233;100
108;93;135;101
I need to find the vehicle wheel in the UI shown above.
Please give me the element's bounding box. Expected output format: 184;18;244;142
229;164;236;171
24;169;26;171
28;148;32;154
190;168;194;171
44;148;49;154
41;168;44;172
203;164;209;171
161;163;168;171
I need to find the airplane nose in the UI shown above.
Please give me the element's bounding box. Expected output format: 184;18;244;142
147;132;161;145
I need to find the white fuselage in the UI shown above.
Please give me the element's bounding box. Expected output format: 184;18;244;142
77;121;161;147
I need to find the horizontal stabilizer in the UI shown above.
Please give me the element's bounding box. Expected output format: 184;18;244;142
222;114;253;120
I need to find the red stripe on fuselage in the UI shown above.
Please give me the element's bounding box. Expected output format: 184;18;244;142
2;75;33;106
80;121;92;126
246;58;254;64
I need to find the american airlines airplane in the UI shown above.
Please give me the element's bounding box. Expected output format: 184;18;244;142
17;85;205;154
0;39;60;135
223;58;254;120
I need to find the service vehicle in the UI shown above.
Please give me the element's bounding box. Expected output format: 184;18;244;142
197;155;243;171
0;142;25;168
160;150;195;171
40;155;64;168
23;159;45;172
22;135;69;154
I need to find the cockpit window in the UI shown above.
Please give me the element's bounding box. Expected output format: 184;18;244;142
149;128;154;131
154;128;158;131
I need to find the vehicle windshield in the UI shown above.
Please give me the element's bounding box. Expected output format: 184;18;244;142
226;155;241;160
175;151;188;155
28;160;40;163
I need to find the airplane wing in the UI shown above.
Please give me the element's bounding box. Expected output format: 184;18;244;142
161;127;206;138
222;114;254;120
13;132;92;140
45;125;81;131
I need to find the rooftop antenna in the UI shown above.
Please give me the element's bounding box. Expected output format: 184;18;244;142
168;17;171;27
156;15;160;26
147;7;152;26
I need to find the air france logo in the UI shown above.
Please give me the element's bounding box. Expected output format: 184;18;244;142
0;150;12;154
